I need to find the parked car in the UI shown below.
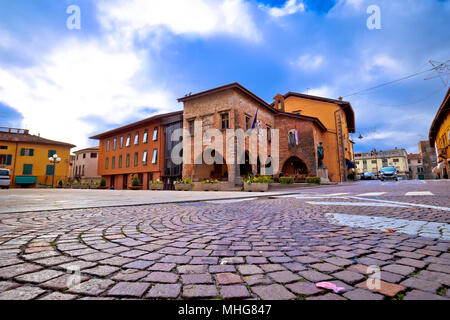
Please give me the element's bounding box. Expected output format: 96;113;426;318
380;166;398;181
0;168;11;189
361;172;374;180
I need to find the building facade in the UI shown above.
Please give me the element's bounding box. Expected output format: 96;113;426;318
90;111;183;190
72;147;101;183
178;83;335;184
355;148;409;179
407;153;424;180
429;88;450;179
418;140;437;180
0;127;75;187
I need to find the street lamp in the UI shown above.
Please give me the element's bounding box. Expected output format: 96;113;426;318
49;154;61;188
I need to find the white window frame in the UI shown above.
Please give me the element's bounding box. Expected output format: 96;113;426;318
126;134;130;147
153;127;158;141
143;151;148;165
152;149;158;164
143;130;148;143
134;132;139;145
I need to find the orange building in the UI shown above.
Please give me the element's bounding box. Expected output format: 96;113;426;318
281;93;356;182
90;111;183;190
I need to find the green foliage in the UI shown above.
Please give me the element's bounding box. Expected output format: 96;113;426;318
244;175;273;184
131;176;140;186
202;179;220;184
306;176;321;184
279;176;294;184
57;180;63;187
175;178;193;185
100;177;107;187
149;180;163;185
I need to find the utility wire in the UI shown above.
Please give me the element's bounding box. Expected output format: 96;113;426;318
342;60;449;98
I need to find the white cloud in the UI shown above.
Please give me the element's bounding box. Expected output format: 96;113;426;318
97;0;261;42
291;54;324;71
307;86;335;98
259;0;305;18
0;39;174;149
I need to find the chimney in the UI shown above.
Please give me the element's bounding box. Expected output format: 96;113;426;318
338;97;343;101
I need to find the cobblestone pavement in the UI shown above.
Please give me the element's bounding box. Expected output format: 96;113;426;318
0;180;449;300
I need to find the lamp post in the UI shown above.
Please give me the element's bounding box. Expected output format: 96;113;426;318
49;154;61;188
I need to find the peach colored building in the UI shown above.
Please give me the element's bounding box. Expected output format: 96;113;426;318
72;146;100;183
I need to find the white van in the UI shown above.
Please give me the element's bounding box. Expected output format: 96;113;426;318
0;168;11;189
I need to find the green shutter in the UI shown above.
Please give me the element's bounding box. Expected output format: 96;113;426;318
46;165;55;176
48;150;56;158
29;149;34;156
23;164;33;175
6;155;12;165
20;148;25;156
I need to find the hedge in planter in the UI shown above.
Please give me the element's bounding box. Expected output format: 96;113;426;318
201;179;221;191
174;178;194;191
306;177;321;184
244;175;273;192
279;176;294;184
149;180;164;190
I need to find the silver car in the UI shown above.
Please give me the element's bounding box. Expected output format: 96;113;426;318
0;168;11;189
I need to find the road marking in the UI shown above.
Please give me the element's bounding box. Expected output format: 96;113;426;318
356;192;386;196
306;201;408;208
325;212;449;240
350;196;450;212
405;191;434;196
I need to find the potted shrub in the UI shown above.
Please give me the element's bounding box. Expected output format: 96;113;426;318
201;179;221;191
129;176;143;190
97;178;108;189
174;178;194;191
149;180;164;190
244;175;273;192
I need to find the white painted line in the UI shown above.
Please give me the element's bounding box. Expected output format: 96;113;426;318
405;191;434;196
356;192;387;196
306;201;408;208
326;193;351;196
325;213;449;240
350;196;450;212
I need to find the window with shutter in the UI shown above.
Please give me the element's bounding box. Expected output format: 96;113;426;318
23;164;33;175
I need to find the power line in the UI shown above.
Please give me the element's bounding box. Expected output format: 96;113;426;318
341;60;449;98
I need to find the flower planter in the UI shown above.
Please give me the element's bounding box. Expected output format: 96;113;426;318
149;184;164;190
128;185;143;190
201;183;220;191
175;184;193;191
97;186;108;190
244;183;268;192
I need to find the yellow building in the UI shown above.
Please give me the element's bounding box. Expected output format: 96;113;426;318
429;88;450;179
281;93;356;182
0;128;75;188
355;148;409;179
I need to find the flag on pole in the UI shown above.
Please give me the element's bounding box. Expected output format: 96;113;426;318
251;108;259;129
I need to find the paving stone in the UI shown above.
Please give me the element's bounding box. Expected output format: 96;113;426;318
380;271;404;284
267;271;301;283
382;264;415;276
209;265;236;273
295;256;321;264
83;265;119;277
190;257;219;265
355;280;406;297
251;284;296;300
177;265;208;274
221;285;251;299
107;282;150;297
101;256;134;266
0;286;46;300
148;263;176;272
144;272;179;283
403;289;447;300
246;257;268;264
181;273;213;284
0;281;20;292
306;293;347;300
394;251;425;260
400;277;442;292
39;292;77;300
216;273;243;285
427;264;450;274
40;274;89;291
0;263;42;279
298;270;333;282
237;265;264;275
324;257;354;267
160;255;192;264
331;270;365;284
343;288;384;300
220;257;245;265
15;269;65;284
111;269;149;281
158;247;188;255
182;285;219;299
260;264;286;273
68;279;115;295
282;262;307;272
146;284;181;299
416;270;450;286
310;263;342;273
285;281;324;296
244;274;273;286
123;260;154;270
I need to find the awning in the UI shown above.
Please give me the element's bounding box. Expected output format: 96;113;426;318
15;176;37;184
346;159;355;168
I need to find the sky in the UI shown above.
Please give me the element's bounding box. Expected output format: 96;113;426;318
0;0;449;153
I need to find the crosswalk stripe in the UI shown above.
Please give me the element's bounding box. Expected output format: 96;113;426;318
357;192;386;196
405;191;434;196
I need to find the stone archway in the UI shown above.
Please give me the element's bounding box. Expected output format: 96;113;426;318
281;156;308;176
193;149;228;181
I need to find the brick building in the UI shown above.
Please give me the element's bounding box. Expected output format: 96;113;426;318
418;140;438;180
90;111;183;190
178;83;331;185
